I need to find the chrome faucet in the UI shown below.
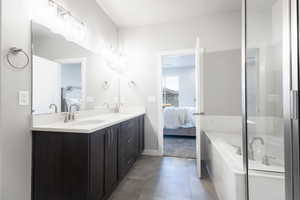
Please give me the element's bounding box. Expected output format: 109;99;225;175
248;137;265;160
231;145;242;155
49;104;58;113
113;103;123;113
64;104;80;123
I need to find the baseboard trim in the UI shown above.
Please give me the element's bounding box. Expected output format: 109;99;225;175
142;149;162;156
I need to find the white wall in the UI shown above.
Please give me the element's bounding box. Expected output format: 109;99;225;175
0;1;32;200
203;49;242;116
163;67;196;107
118;11;241;151
0;1;118;200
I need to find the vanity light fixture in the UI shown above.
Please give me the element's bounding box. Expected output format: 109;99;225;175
31;0;87;46
48;0;87;42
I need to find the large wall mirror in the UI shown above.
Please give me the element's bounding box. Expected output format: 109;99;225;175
32;21;92;115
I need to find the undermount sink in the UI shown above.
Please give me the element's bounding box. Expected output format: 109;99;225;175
72;119;106;126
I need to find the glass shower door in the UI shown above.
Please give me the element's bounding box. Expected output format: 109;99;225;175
244;0;290;199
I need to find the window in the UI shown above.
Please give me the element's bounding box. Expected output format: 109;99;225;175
165;76;179;91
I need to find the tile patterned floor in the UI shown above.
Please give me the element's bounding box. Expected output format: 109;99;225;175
164;136;196;158
109;156;219;200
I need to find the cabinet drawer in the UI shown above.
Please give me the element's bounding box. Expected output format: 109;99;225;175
120;119;137;139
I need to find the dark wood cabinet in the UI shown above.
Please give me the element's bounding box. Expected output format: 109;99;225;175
32;132;91;200
118;118;139;179
104;125;119;197
138;116;145;154
32;115;145;200
89;129;106;200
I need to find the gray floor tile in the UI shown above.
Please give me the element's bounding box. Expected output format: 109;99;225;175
109;156;218;200
164;136;196;158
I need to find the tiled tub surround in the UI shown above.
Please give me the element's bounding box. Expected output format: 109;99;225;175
201;115;285;168
203;132;284;200
201;115;284;137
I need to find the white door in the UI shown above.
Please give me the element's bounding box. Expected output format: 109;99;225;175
194;38;205;178
33;55;61;114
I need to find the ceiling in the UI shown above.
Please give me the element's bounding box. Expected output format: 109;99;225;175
96;0;241;28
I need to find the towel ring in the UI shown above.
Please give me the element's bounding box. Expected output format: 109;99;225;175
6;47;29;69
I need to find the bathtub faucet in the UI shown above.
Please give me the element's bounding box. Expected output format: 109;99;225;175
248;137;265;160
231;145;242;155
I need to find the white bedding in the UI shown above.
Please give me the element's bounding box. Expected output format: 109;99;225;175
163;107;196;129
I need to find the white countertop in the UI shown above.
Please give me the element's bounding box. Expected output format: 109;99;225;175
32;111;145;134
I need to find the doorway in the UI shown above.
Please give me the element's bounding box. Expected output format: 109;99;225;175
57;58;87;112
158;50;197;159
32;57;86;114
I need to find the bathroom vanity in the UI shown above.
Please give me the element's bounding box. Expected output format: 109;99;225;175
30;20;146;200
31;113;145;200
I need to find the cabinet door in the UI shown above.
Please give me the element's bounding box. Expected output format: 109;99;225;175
32;132;89;200
118;118;139;178
89;129;106;200
129;118;139;159
138;116;145;154
104;125;119;196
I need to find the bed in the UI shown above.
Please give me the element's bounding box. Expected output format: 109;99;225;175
163;106;196;137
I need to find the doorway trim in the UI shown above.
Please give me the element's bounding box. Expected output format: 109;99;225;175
156;49;195;156
56;58;87;110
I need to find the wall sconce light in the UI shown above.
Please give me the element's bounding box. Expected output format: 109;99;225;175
102;81;111;90
128;80;136;88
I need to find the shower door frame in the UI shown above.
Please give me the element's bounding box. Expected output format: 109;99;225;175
242;0;300;200
241;0;248;199
285;0;299;199
290;0;300;199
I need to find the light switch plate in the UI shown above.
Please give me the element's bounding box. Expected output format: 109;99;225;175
19;91;29;106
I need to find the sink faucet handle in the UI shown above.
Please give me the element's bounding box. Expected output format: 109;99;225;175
231;145;242;155
68;104;79;121
64;113;69;123
71;112;75;120
113;102;123;113
262;155;276;166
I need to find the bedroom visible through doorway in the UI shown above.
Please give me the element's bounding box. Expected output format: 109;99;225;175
161;52;196;159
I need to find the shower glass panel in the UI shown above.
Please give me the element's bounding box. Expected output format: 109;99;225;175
246;0;285;199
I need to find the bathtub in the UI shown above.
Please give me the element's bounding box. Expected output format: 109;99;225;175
203;132;285;200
